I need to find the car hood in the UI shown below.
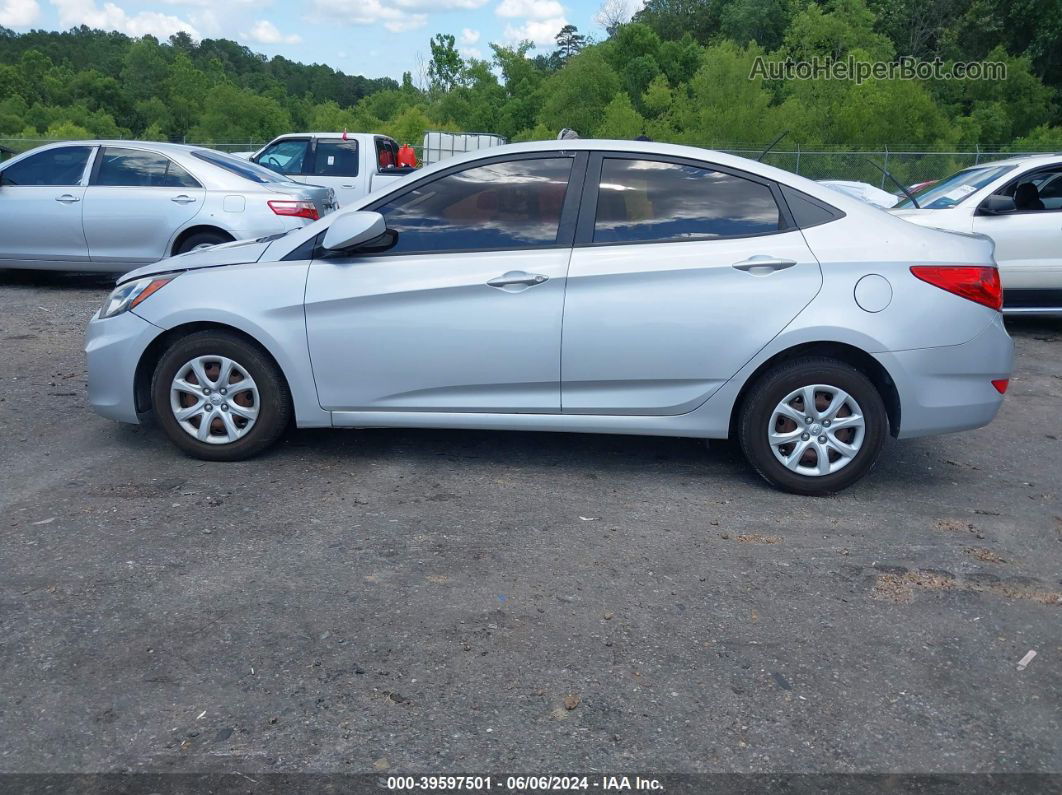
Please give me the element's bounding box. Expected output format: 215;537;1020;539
117;237;274;284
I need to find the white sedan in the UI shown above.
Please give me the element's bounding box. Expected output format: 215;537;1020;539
819;180;899;209
891;154;1062;314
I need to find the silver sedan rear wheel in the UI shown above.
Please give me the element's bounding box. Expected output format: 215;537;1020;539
169;355;259;444
767;384;866;476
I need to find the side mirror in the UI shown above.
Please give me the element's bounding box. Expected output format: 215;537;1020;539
978;194;1016;215
322;211;387;251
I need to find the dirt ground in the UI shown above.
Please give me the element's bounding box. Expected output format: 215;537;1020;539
0;269;1059;776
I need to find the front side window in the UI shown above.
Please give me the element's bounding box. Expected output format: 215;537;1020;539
311;140;358;177
373;157;573;254
95;148;200;188
1;146;93;186
256;139;309;175
594;158;782;244
1001;167;1062;211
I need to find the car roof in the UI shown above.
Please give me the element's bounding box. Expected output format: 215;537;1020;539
24;139;211;155
968;153;1062;169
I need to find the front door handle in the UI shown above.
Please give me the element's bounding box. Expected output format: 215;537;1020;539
487;271;548;291
55;194;80;203
171;194;196;204
732;256;797;275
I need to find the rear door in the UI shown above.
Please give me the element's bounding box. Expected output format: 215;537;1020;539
0;145;93;265
83;147;205;266
561;153;822;414
305;153;585;413
303;138;363;207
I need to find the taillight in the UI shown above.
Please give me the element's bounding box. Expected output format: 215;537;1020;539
268;200;319;221
991;379;1009;394
910;266;1003;311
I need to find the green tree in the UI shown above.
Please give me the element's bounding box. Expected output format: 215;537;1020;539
554;25;587;62
428;33;464;92
538;49;622;137
596;93;645;137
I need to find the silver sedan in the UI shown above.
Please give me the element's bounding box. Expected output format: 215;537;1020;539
0;140;335;271
86;140;1013;495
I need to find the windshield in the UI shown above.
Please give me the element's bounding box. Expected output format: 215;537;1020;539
191;149;295;185
896;165;1015;209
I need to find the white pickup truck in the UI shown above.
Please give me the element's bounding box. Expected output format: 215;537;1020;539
245;133;415;207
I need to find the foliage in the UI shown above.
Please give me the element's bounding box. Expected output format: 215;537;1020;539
2;0;1061;154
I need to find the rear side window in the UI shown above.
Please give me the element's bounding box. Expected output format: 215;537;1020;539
2;146;92;186
376;138;398;170
373;157;573;254
256;139;309;175
95;148;200;188
312;140;358;177
593;158;782;244
780;185;844;228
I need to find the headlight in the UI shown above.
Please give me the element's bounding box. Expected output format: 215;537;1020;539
100;275;176;319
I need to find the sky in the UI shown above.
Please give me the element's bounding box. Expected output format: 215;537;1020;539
0;0;629;81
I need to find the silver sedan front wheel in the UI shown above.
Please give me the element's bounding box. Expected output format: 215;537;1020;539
169;355;259;444
767;384;866;477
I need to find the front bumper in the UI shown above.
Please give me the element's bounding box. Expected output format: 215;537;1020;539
875;317;1014;439
85;309;164;424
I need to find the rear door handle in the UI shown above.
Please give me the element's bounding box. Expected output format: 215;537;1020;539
487;271;548;291
732;256;797;274
55;194;80;204
171;194;196;204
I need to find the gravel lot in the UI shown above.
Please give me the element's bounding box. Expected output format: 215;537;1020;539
1;269;1059;776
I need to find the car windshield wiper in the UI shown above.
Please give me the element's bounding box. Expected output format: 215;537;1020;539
866;158;920;208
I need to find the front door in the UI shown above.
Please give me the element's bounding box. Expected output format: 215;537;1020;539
562;154;822;414
0;145;94;265
304;153;583;412
83;147;206;265
973;166;1062;300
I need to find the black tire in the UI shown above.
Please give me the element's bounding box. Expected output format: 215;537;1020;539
738;357;887;496
151;330;291;461
174;230;232;255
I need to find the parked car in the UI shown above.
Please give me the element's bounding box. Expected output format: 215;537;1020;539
246;133;415;207
0;141;336;272
86;140;1013;495
819;179;899;208
892;154;1062;313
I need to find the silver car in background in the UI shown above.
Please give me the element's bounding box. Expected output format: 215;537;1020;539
0;141;336;271
86;140;1013;495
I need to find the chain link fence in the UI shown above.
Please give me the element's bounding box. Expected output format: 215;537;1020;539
0;136;1054;187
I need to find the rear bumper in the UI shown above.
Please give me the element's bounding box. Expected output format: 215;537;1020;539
85;309;163;424
875;317;1014;439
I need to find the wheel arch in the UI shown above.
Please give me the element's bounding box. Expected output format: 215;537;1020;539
170;225;235;256
728;341;901;439
134;321;293;417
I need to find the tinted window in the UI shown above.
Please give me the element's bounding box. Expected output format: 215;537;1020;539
311;140;358;177
781;185;843;228
191;149;292;184
2;146;92;186
95;147;200;188
257;139;309;175
374;157;573;254
376;138;398;170
594;159;782;243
